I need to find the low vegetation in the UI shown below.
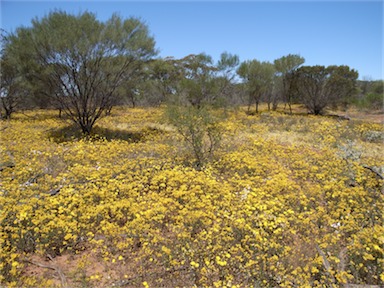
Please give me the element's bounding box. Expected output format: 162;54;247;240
1;105;383;287
1;9;383;288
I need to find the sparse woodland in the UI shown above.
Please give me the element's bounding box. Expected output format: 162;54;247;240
0;11;383;288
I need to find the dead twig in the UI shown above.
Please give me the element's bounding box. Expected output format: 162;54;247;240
362;165;384;180
48;185;63;196
315;244;336;288
23;256;68;288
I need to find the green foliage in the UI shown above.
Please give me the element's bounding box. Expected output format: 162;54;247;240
371;80;384;95
354;92;383;111
177;53;219;108
217;52;240;75
294;65;358;115
274;54;305;74
237;60;275;113
274;54;305;113
165;105;222;169
146;57;182;104
215;52;240;105
6;11;157;133
0;30;28;119
354;80;383;111
0;107;383;287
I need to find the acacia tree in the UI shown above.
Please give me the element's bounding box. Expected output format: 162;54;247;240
7;11;157;133
237;59;275;113
294;65;358;115
274;54;305;113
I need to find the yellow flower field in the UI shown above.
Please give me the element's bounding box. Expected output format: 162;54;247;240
0;106;383;287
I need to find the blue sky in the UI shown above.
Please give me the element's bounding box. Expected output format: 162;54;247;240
1;1;383;80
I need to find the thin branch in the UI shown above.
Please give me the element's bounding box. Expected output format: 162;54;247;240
362;165;384;180
315;244;336;288
23;257;68;288
48;185;62;196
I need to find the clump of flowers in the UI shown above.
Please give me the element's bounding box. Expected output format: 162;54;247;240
0;107;383;287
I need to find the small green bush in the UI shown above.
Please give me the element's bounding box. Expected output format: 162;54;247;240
354;93;383;111
165;105;223;169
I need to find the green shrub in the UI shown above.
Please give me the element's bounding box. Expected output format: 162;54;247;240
354;93;383;111
165;105;222;169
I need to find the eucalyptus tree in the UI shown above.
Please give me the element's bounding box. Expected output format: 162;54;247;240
264;75;280;111
8;11;157;133
177;53;218;108
274;54;305;113
237;59;275;113
146;57;182;105
294;65;358;115
215;52;240;105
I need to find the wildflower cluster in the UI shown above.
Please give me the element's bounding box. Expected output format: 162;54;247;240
0;107;383;287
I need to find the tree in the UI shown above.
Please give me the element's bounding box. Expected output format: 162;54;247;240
7;11;157;133
294;65;358;115
164;53;228;169
178;53;218;108
2;28;56;112
0;55;22;119
274;54;305;113
215;52;240;106
266;76;282;111
372;80;384;94
355;79;383;111
0;29;29;119
237;60;275;113
327;65;359;110
146;57;182;105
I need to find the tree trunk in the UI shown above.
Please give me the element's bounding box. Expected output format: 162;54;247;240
247;96;252;113
80;122;93;135
272;97;279;111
